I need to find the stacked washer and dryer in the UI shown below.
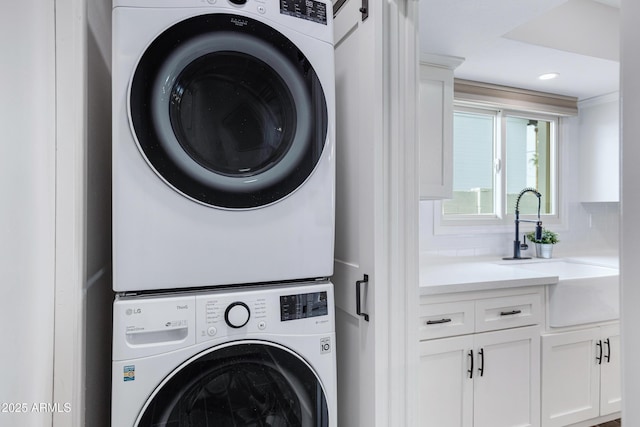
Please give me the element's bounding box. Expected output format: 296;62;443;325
110;0;337;425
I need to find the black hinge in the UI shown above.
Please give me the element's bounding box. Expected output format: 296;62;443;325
359;0;369;21
356;274;370;321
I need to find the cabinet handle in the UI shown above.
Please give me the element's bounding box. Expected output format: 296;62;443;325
426;318;452;325
499;309;522;316
355;275;369;322
478;348;485;377
604;338;611;363
596;340;603;365
467;350;474;379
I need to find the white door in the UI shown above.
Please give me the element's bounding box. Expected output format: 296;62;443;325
333;0;383;426
541;328;600;427
419;336;474;427
473;326;540;427
600;323;622;416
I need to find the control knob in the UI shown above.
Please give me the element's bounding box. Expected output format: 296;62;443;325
225;302;250;328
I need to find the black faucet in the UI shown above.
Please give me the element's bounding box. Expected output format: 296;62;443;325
503;187;543;260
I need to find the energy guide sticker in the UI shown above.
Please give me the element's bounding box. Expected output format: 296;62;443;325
124;365;135;382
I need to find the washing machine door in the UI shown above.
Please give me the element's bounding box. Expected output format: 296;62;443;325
136;341;330;426
129;13;328;209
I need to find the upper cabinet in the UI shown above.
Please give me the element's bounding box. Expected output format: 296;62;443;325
419;55;463;200
579;93;620;203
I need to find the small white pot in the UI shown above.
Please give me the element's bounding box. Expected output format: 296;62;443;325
535;243;554;259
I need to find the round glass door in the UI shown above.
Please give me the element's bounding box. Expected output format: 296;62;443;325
136;342;330;426
129;13;328;209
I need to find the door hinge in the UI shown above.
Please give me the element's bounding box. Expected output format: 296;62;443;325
356;274;370;321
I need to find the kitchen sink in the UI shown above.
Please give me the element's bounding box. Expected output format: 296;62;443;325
506;260;619;327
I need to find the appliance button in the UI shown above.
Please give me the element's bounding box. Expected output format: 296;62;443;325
257;5;266;14
225;302;250;328
207;326;217;336
258;321;267;330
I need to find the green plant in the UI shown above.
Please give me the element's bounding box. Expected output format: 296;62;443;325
525;228;559;245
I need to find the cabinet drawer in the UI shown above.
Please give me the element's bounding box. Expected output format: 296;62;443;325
475;293;541;333
420;301;475;340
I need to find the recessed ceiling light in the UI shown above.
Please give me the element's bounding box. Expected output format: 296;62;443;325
538;72;560;81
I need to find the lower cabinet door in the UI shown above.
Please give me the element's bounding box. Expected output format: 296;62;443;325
600;324;622;416
473;326;540;427
541;328;600;427
419;326;540;427
419;335;474;427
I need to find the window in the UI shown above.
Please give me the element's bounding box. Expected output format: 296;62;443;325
443;107;558;224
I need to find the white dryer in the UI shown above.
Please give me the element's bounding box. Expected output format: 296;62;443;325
112;281;337;426
112;0;335;292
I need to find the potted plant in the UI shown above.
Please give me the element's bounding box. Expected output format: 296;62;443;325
525;228;559;259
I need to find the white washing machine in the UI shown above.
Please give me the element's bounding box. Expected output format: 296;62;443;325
112;281;337;426
112;0;335;292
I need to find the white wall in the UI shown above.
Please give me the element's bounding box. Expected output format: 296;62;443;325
579;94;620;202
621;0;640;424
420;106;620;259
0;2;56;426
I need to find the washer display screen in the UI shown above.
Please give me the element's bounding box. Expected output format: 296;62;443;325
280;291;328;321
280;0;328;25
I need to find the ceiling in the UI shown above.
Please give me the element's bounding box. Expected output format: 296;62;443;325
419;0;621;101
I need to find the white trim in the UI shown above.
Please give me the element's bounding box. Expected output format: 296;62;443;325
578;91;620;108
621;0;640;424
419;52;464;70
53;0;87;426
385;1;420;426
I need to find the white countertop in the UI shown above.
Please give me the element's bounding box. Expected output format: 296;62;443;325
419;254;619;296
420;257;559;295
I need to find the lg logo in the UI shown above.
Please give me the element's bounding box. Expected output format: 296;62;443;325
125;308;142;316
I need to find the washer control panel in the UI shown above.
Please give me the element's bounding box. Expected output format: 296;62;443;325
194;282;333;343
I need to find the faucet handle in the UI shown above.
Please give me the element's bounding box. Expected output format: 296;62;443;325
535;222;543;241
520;235;529;251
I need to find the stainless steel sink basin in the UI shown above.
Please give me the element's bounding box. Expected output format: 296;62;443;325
506;260;619;327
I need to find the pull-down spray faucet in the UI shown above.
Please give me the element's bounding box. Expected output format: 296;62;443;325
503;187;543;260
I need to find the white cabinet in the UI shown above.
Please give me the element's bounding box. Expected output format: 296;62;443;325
421;327;540;427
419;290;542;427
333;0;420;426
474;327;540;427
419;55;462;200
578;93;620;202
600;324;621;416
420;335;473;427
541;323;621;427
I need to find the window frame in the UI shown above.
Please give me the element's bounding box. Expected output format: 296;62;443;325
435;103;562;234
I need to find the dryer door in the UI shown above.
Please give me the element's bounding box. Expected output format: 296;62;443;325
136;341;330;426
129;13;328;209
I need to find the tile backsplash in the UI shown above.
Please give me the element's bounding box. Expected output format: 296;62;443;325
419;200;619;258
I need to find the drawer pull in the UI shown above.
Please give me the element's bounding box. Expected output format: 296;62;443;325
426;318;452;325
499;309;522;316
